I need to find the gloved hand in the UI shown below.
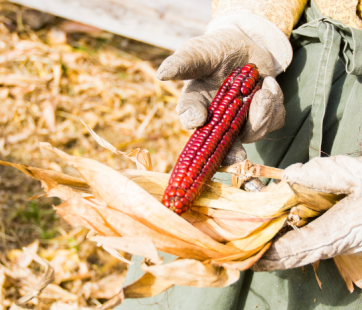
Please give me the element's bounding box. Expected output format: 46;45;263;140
157;5;292;165
253;155;362;271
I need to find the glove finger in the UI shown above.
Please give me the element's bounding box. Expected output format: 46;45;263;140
239;76;285;144
157;29;249;81
253;195;362;271
176;80;216;130
282;156;362;195
222;139;247;166
261;75;284;112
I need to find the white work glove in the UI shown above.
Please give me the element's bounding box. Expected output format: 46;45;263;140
253;156;362;271
157;7;292;165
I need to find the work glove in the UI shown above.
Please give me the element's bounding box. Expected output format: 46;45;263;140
157;4;292;165
253;155;362;271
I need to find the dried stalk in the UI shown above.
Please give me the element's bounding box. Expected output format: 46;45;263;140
219;159;284;180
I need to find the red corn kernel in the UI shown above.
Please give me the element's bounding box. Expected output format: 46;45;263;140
185;191;194;200
242;81;252;90
176;168;187;175
176;188;186;197
241;66;251;73
245;77;255;87
243;97;252;104
181;182;191;189
171;181;181;188
173;177;183;182
187;171;198;180
244;63;256;70
189;186;197;194
249;70;259;80
188;167;199;175
240;86;250;96
176;172;186;178
168;188;176;197
183;175;194;184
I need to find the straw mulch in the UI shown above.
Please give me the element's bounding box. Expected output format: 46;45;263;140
0;1;188;308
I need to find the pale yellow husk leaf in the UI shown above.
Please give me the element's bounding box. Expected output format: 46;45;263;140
40;142;238;255
122;169;298;217
123;259;240;299
334;254;362;293
290;204;323;219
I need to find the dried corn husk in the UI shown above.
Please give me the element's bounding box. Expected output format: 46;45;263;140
0;139;354;308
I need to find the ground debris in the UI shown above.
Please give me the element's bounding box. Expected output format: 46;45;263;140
0;1;188;308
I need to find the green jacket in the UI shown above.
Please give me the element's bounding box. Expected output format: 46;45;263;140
117;2;362;309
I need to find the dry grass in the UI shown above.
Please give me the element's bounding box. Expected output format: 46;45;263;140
0;1;190;308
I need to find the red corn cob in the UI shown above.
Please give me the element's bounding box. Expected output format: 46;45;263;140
163;64;262;215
